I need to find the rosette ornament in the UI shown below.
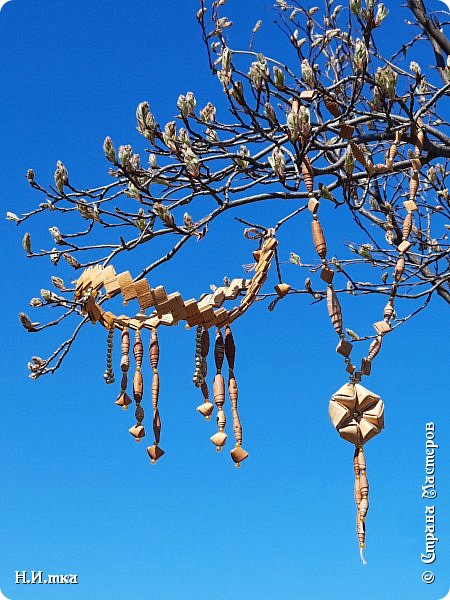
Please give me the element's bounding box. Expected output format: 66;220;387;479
329;383;384;445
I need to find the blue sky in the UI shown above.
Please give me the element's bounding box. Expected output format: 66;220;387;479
0;1;449;599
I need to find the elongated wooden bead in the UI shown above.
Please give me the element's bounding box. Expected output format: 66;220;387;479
213;373;225;408
152;372;160;409
153;410;161;444
121;329;130;363
201;329;210;357
402;212;412;240
409;171;419;200
357;517;365;546
388;142;398;162
357;448;366;472
150;329;159;372
359;473;369;496
120;355;130;372
133;332;143;368
229;376;242;444
353;448;360;476
368;336;382;361
324;95;341;118
224;326;235;370
359;497;369;520
133;370;143;402
327;287;343;335
394;257;405;282
302;156;314;193
214;330;225;372
312;219;327;259
415;127;424;156
217;408;226;430
383;300;395;320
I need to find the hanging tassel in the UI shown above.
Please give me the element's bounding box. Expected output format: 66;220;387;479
210;329;227;451
103;324;115;384
115;327;132;409
147;327;164;463
195;327;214;419
129;329;145;442
225;325;248;467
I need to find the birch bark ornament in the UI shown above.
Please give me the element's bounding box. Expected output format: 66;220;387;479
129;328;145;442
210;329;227;451
103;325;115;385
147;327;164;463
115;327;132;409
329;383;383;563
225;325;248;467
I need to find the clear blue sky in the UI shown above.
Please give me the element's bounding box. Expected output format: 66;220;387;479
0;1;449;599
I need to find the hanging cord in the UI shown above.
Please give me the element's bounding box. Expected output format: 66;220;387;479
129;329;145;442
103;325;115;384
147;327;164;463
115;327;131;409
210;329;227;452
195;326;214;420
225;325;248;467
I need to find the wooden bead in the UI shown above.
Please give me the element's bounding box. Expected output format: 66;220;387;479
357;449;366;472
327;287;343;335
324;95;341;118
394;257;405;282
210;430;227;448
353;449;360;476
152;372;160;409
147;444;165;463
302;156;314;193
133;333;143;367
135;404;144;423
121;328;130;355
150;329;159;371
409;171;419;200
133;370;143;402
402;212;412;240
308;197;319;214
388;142;398;162
368;336;382;361
398;240;411;254
214;330;225;372
320;265;334;284
129;424;145;440
217;409;226;430
231;445;248;464
213;374;225;408
201;329;210;357
373;320;391;335
224;326;235;369
383;300;395;319
153;409;161;443
200;381;209;402
120;355;130;372
336;337;352;357
361;357;372;376
359;497;369;519
196;401;214;417
115;391;132;408
312;220;327;259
